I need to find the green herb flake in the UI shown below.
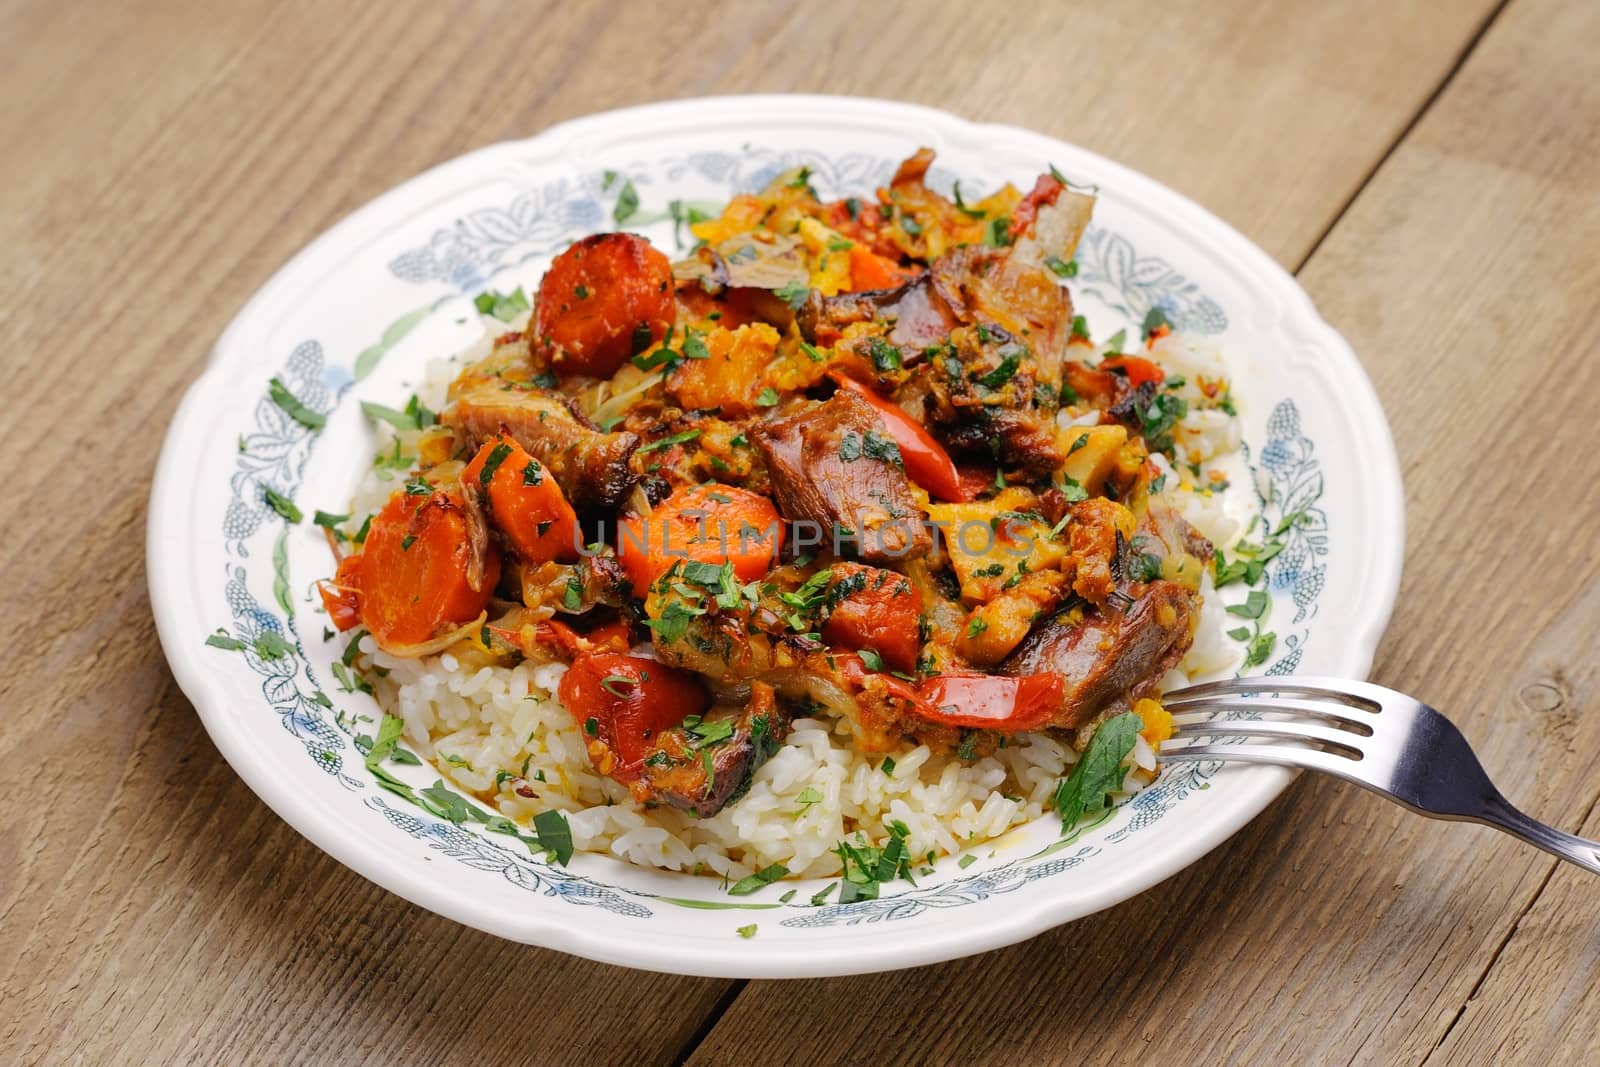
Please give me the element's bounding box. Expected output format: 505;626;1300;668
612;179;640;225
958;854;977;869
728;863;789;896
254;631;292;660
755;386;781;407
1052;711;1141;830
473;287;531;323
736;923;758;939
637;429;702;455
1045;255;1078;279
532;808;574;865
268;377;326;430
260;485;302;524
205;629;246;652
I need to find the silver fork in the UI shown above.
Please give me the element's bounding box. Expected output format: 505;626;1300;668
1159;675;1600;874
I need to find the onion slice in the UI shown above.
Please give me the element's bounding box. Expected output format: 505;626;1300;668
376;610;489;659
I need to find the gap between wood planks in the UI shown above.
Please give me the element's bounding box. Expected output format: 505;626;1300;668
661;0;1524;1063
1422;781;1600;1062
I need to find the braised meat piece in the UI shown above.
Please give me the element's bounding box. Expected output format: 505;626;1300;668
635;683;789;817
999;579;1196;729
445;379;639;512
752;390;931;563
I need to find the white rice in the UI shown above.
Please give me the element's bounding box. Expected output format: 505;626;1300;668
351;319;1249;880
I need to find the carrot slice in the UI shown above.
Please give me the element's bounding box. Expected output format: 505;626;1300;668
352;489;500;649
317;555;363;631
847;244;917;292
616;483;782;598
462;434;580;563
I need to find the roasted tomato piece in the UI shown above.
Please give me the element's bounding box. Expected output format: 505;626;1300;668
558;653;710;778
820;562;924;673
534;233;675;377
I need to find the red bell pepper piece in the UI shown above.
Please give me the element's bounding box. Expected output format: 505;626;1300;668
829;372;973;502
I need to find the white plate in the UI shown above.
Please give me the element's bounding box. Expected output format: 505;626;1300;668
148;95;1403;978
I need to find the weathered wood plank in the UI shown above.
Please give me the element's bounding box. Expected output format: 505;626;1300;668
0;0;1515;1063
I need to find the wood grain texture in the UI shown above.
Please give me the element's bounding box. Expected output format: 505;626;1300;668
688;0;1600;1064
1;0;1575;1063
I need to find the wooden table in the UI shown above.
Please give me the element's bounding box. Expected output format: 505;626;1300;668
5;0;1598;1062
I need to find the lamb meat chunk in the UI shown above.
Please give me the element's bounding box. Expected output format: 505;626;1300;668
444;379;638;512
999;579;1196;729
635;682;788;817
796;272;960;351
752;390;931;563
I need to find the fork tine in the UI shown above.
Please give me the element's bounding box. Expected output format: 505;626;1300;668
1167;719;1366;756
1164;675;1392;710
1157;742;1359;777
1162;695;1376;731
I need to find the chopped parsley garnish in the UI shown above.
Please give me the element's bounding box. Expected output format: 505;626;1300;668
254;630;292;660
736;924;758;939
612;179;639;225
1128;553;1163;583
833;821;916;903
1053;711;1141;829
1139;392;1189;452
966;615;988;640
313;510;349;531
643;600;706;643
861;336;903;372
1102;328;1127;355
755;386;780;407
267;377;325;430
727;863;789;896
879;757;896;776
204;630;246;652
522;460;544;486
984;216;1012;247
811;882;838;906
261;485;302;524
958;854;977;869
795;786;823;813
473;287;530;322
400;534;417;551
1045;255;1078;278
531;809;574;865
857;649;885;672
1226;589;1271;620
478;442;513;487
837;429;903;467
975;351;1021;389
1070;314;1091;341
1141;305;1173;339
773;279;810;310
562;577;584;612
636;429;702;454
360;394;437;431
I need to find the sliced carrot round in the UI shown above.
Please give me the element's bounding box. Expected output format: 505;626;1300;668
353;489;500;649
462;434;580;563
616;483;782;598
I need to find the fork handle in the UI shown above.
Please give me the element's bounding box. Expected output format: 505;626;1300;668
1478;793;1600;875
